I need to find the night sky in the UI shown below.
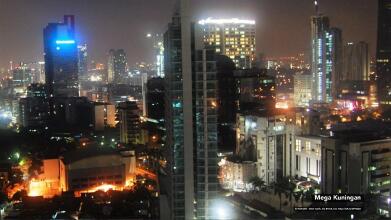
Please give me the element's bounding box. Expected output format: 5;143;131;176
0;0;377;69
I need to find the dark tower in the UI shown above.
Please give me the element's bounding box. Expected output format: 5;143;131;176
44;15;79;98
377;0;391;113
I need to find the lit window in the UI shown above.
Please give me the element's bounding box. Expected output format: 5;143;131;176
295;139;301;152
306;141;311;151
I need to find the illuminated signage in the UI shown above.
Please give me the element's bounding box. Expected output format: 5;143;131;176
55;40;75;44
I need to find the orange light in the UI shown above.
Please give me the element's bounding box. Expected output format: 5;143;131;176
94;184;115;192
276;102;289;109
28;179;45;197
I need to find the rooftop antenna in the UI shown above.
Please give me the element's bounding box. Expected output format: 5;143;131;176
314;0;319;15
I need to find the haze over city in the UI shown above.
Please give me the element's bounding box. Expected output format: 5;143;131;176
0;0;390;219
0;0;376;68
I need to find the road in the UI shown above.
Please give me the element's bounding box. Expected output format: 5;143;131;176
218;198;266;220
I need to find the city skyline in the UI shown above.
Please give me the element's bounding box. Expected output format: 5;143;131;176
0;0;391;219
0;0;377;69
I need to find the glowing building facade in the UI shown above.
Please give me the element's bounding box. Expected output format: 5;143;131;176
77;44;88;77
294;70;312;107
198;18;256;69
310;12;342;104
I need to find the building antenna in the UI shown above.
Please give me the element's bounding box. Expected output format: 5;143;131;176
314;0;319;15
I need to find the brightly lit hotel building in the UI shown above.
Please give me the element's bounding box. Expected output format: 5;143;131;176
198;18;256;69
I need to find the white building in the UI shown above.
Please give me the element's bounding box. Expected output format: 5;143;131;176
236;113;296;185
294;135;321;182
219;159;256;192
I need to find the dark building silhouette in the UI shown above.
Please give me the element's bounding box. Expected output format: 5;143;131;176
377;0;391;113
44;15;79;98
216;55;237;151
146;77;165;122
107;49;127;83
235;68;276;112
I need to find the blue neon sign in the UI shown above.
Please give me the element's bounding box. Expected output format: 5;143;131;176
55;40;75;44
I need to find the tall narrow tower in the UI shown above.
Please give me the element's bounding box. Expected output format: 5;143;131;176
310;1;342;103
377;0;391;112
164;0;219;219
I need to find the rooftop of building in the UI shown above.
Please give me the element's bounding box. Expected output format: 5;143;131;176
328;120;391;143
198;18;255;25
296;135;322;140
61;147;132;165
239;107;292;118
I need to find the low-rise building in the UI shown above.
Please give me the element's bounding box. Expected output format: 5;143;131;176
219;158;256;192
321;127;391;217
294;135;321;182
236;111;296;185
28;147;136;198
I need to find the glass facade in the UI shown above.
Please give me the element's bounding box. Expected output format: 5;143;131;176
44;15;79;98
377;0;391;109
311;15;341;103
165;12;218;220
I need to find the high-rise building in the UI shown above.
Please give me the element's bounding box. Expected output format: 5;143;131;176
198;17;256;69
12;63;34;97
343;41;370;81
294;70;312;107
107;49;127;83
310;2;342;103
117;101;141;145
216;55;237;152
146;77;165;121
163;3;218;219
376;0;391;110
44;15;79;98
147;33;165;77
77;44;88;77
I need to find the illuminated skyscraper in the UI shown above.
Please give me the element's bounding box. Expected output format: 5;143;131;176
198;18;256;69
147;33;165;77
377;0;391;110
12;63;34;97
107;49;127;83
77;44;88;76
343;41;370;81
164;2;218;219
44;15;79;97
310;2;342;103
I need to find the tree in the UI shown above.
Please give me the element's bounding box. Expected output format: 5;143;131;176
248;176;265;191
304;188;315;201
11;190;27;201
0;192;8;204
